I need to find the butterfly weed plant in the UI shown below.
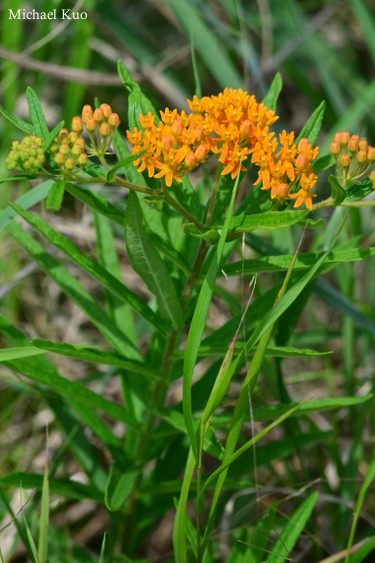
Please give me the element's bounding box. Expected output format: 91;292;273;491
1;61;375;562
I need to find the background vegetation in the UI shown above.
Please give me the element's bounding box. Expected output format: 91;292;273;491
1;0;375;561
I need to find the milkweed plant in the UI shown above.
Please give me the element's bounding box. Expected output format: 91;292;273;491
1;61;375;562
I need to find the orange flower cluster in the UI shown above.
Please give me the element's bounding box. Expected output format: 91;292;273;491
126;88;320;209
127;108;211;187
253;132;319;210
187;88;278;179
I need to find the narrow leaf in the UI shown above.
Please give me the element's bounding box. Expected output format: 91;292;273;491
45;180;65;211
26;86;49;140
105;461;138;511
64;183;125;226
33;339;159;382
0;102;34;134
125;191;184;328
38;463;49;563
0;346;46;362
262;72;283;110
267;492;318;563
183;168;241;459
7;198;161;334
0;181;53;230
6;221;137;356
296;100;326;145
43;120;64;151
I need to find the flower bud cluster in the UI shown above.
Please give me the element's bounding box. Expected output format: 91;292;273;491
330;131;375;188
50;127;88;174
6;135;45;174
79;103;120;156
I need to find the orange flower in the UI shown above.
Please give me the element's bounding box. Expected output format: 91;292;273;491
289;173;317;210
125;89;319;209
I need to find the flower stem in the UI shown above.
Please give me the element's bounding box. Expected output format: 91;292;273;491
162;182;206;230
311;196;334;210
205;163;223;226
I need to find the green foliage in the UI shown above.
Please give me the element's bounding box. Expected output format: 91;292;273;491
1;3;375;561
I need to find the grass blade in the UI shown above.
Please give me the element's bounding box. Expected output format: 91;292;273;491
267;492;318;563
0;346;46;362
7;197;161;335
183;167;241;459
33;339;159;382
6;220;139;356
37;462;49;563
0;181;53;230
345;451;375;563
173;448;196;563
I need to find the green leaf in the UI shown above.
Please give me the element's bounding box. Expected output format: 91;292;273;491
6;221;137;356
183;168;241;459
345;177;374;202
0;346;46;362
262;72;283;110
296;100;326;145
0;181;53;230
82;160;107;179
250;394;372;421
45;180;65;211
225;210;322;233
43;120;64;152
117;59;134;87
0;471;103;502
99;534;107;563
118;60;159;131
38;463;49;563
329;174;346;205
0;175;31;184
221;245;375;277
33;339;160;382
0;101;34;134
350;536;375;563
23;516;39;563
64;183;125;226
267;492;318;563
185;210;322;243
183;223;220;244
4;354;139;427
0;489;35;562
125;191;184;328
173;448;196;563
198;402;303;510
312;154;334;174
7;198;161;334
26;86;49;141
93;210;136;343
242;242;334;360
345;450;375;563
105;461;138;511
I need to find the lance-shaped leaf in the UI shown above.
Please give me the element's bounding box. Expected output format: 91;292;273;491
124;191;184;328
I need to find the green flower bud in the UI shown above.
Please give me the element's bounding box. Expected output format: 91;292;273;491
77;152;88;166
100;103;112;119
54;152;65;165
65;157;76;170
99;122;111;138
72;116;83;133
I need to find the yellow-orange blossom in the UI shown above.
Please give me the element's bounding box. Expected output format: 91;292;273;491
126;88;319;209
